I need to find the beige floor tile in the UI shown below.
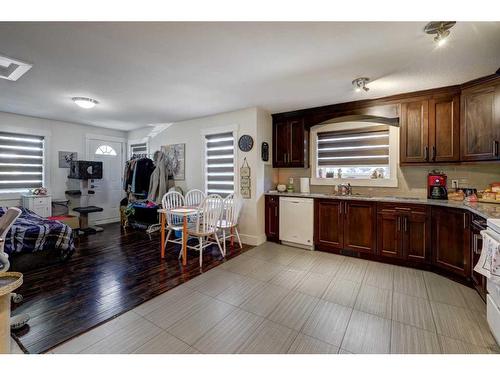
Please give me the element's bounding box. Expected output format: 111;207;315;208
341;310;391;354
222;255;265;276
189;270;243;297
354;284;392;319
287;333;339;354
266;249;300;266
133;284;196;316
392;292;435;331
309;256;345;276
459;284;486;312
393;267;427;299
268;290;319;330
166;298;235;345
215;275;264;306
391;321;441;354
193;308;264;353
439;335;496;354
52;310;143;353
184;267;225;288
336;258;368;283
424;272;467;307
81;317;161;354
431;301;497;348
301;300;352;346
144;291;212;329
339;349;353;354
133;331;198;354
245;260;285;281
322;277;361;307
270;268;307;289
295;272;332;297
237;320;298;353
239;283;290;316
363;262;394;290
287;253;317;271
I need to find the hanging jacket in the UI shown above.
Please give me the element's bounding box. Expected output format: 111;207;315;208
131;158;155;196
147;151;169;204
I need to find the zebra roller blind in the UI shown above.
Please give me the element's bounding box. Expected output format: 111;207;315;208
205;131;235;197
317;125;390;167
0;131;45;193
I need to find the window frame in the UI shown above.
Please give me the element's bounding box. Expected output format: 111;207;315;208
0;126;50;200
310;121;399;188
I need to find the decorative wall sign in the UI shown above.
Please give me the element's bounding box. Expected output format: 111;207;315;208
238;134;254;152
261;142;269;162
240;157;251;199
161;143;185;180
58;151;77;168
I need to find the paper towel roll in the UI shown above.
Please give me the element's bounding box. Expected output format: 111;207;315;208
300;177;310;193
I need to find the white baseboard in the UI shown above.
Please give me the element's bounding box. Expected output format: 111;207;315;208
239;233;267;246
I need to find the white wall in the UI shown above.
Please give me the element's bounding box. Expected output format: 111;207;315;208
128;107;273;246
0;111;127;207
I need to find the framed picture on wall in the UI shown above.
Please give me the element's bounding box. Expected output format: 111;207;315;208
161;143;185;180
58;151;77;168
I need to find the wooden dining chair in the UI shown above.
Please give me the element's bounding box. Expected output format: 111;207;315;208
161;191;186;253
217;194;243;256
185;189;206;207
186;194;224;267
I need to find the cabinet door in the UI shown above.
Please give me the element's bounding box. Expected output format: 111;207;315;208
461;85;499;161
431;207;471;278
265;196;279;242
402;208;430;263
377;208;403;259
314;199;343;251
429;95;460;162
288;119;308;167
343;201;376;254
272;122;288;167
400;100;429;163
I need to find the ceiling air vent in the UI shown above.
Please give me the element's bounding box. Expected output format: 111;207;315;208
0;53;32;81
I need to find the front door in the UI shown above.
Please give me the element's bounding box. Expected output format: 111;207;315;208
87;138;124;223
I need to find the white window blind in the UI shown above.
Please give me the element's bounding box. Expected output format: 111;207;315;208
0;131;45;193
130;142;147;157
205;131;235;197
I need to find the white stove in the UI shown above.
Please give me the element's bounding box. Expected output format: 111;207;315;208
485;218;500;344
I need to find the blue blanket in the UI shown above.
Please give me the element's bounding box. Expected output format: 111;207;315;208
0;207;75;257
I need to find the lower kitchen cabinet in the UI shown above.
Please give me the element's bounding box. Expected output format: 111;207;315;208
471;214;487;300
431;206;471;278
314;199;343;250
265;195;279;242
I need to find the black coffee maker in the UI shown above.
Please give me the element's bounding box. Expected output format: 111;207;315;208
427;171;448;200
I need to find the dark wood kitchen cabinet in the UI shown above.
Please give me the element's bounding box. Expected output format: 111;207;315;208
377;203;430;263
272;118;309;168
431;206;471;278
265;195;280;242
461;81;500;161
314;199;376;254
400;99;429;163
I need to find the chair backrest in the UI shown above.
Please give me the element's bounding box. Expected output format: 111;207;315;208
185;189;206;207
0;207;22;272
161;191;185;227
221;194;243;227
195;194;223;234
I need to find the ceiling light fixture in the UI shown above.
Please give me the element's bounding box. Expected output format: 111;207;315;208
424;21;456;47
72;97;99;109
352;77;370;92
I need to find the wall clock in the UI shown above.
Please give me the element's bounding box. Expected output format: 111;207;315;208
238;134;254;152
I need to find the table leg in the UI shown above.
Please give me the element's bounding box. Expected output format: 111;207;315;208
160;213;166;259
0;294;10;354
182;216;188;266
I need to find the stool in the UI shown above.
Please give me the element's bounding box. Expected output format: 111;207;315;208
73;206;104;235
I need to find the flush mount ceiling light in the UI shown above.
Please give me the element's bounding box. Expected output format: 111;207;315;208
0;53;32;81
424;21;456;47
72;97;99;109
352;77;370;93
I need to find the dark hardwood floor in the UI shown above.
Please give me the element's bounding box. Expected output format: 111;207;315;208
11;223;251;354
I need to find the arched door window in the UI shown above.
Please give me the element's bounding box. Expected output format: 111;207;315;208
95;144;117;156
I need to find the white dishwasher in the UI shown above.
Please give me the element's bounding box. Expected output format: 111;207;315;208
279;197;314;250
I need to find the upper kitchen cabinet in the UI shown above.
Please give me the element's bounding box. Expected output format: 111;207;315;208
272;117;309;168
400;93;460;164
461;79;500;161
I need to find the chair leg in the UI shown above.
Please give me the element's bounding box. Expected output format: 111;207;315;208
222;229;226;257
199;237;203;268
214;231;224;258
165;229;172;249
235;227;242;248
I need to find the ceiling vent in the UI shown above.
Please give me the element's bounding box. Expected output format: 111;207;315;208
0;53;33;81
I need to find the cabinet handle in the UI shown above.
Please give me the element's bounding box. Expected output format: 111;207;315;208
463;213;467;229
431;146;436;162
404;217;408;232
339;202;342;215
473;233;482;255
397;216;401;232
494;140;499;157
424;146;429;161
274;206;278;217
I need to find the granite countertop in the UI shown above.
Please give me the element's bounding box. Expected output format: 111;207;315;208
265;191;500;220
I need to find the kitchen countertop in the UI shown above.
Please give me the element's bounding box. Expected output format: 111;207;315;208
265;191;500;220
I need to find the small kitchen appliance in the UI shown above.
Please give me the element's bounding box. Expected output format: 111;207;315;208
427;171;448;200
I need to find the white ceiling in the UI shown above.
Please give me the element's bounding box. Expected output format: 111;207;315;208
0;22;499;131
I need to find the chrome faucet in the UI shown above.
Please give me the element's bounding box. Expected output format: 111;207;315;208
337;183;352;196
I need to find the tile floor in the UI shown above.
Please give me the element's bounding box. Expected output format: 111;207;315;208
40;242;500;354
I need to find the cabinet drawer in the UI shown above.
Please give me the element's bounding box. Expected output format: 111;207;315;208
33;197;50;207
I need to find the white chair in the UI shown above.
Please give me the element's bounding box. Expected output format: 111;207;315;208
217;194;243;256
186;194;224;267
161;191;185;252
185;189;206;207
